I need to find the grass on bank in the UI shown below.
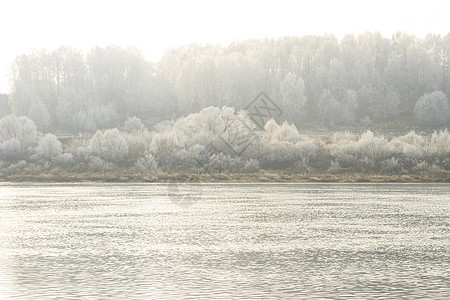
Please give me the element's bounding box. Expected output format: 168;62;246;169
1;167;449;183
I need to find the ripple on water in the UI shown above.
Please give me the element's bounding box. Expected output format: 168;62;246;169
0;183;449;299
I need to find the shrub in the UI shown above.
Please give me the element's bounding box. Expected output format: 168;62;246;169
241;158;261;173
428;129;450;156
390;131;426;159
33;134;63;160
32;134;73;166
0;138;21;161
0;115;38;161
329;130;392;170
135;152;159;174
87;129;128;164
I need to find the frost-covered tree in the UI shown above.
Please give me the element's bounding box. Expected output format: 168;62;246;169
414;91;450;126
72;104;120;132
124;116;145;132
428;129;450;157
86;129;128;163
8;34;450;130
28;98;51;130
329;130;392;169
0;139;21;162
261;119;317;168
376;87;400;119
316;90;340;126
390;131;427;159
149;130;182;168
0;94;10;118
122;128;153;165
33;133;73;165
34;134;63;160
316;89;357;126
56;89;88;131
341;89;359;125
0;115;38;161
280;72;307;121
9;47;88;125
135;152;159;174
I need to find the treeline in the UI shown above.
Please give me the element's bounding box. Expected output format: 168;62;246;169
8;47;171;131
6;32;450;132
1;108;449;178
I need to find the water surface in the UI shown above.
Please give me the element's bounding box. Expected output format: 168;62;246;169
0;183;449;299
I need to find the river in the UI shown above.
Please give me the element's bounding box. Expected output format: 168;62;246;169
0;183;449;299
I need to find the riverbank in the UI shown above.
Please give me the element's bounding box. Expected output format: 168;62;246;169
1;170;449;183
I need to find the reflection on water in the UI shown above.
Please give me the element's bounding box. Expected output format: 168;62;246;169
0;183;449;299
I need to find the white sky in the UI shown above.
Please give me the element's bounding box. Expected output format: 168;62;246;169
1;0;449;93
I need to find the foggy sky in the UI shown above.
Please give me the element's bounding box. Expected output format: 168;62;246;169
1;0;450;93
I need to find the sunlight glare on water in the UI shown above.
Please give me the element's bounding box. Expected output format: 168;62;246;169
0;183;449;299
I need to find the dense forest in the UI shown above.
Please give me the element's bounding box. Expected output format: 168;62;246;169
1;33;450;180
4;32;450;132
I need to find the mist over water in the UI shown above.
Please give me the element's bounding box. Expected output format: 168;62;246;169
0;183;448;299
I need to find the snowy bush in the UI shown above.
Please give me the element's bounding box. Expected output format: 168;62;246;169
135;152;159;174
0;138;21;161
172;106;244;148
328;159;341;174
149;130;182;167
32;134;73;166
291;159;312;174
122;130;153;165
240;158;261;173
357;131;392;160
88;157;115;171
2;103;449;177
390;131;426;159
329;130;392;169
204;153;243;173
266;120;302;143
360;156;375;171
0;115;38;161
414;160;430;174
53;153;73;167
3;160;28;175
381;157;403;174
261;120;317;167
427;129;450;156
295;140;318;161
33;134;63;161
86;129;128;164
